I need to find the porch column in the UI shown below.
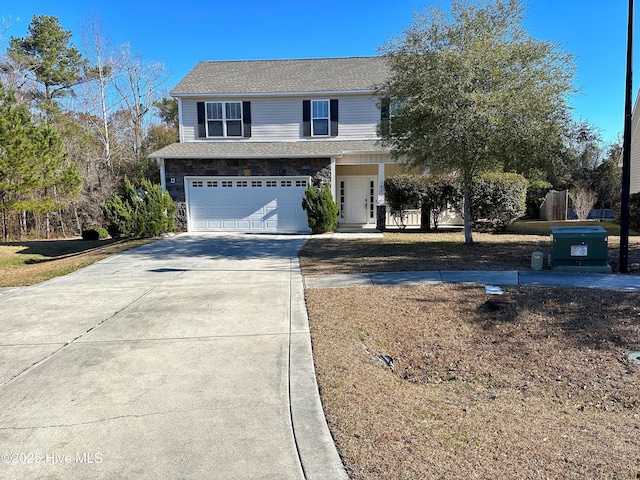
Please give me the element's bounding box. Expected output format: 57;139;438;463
377;163;385;205
330;158;337;202
376;163;387;231
157;158;166;192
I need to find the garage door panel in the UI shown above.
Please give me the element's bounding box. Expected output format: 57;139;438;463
186;176;310;233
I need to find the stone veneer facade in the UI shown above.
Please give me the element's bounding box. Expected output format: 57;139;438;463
164;158;332;202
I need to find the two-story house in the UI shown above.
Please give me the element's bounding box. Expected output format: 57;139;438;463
149;56;407;232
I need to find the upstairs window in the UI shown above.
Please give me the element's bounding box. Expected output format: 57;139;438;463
312;100;329;136
197;101;251;138
206;101;242;137
380;97;405;137
302;99;338;137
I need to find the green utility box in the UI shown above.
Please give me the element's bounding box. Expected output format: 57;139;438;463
548;226;611;273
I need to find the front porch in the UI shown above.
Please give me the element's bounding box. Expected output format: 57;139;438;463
332;153;463;231
333;154;405;228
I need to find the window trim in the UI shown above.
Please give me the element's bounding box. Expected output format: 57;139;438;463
205;101;243;138
311;99;330;137
303;99;338;137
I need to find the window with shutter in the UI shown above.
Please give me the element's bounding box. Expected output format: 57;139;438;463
303;99;339;138
200;101;250;138
312;100;329;136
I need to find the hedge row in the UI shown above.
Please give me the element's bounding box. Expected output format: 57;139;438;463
384;172;528;232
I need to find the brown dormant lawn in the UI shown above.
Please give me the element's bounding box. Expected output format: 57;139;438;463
299;230;640;275
0;237;157;287
302;229;640;479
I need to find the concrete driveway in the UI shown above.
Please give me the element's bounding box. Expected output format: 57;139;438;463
0;233;347;479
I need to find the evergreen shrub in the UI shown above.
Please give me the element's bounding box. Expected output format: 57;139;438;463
470;172;528;232
102;179;175;238
525;180;553;219
384;174;422;228
81;226;108;240
301;184;339;234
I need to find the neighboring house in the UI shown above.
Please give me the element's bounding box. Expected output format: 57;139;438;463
149;56;408;233
629;93;640;194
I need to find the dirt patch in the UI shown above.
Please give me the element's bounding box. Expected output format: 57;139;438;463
306;284;640;479
299;231;640;275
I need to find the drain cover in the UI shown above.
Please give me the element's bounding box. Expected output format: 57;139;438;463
627;351;640;365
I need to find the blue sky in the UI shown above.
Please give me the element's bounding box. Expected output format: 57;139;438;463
0;0;634;145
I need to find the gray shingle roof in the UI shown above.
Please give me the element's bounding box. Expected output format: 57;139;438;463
171;57;389;96
149;140;386;159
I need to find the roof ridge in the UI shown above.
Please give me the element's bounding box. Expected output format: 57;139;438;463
196;56;382;64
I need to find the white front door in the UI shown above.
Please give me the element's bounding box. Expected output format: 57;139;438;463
339;176;376;225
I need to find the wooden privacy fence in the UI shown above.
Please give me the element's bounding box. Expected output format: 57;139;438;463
540;190;568;221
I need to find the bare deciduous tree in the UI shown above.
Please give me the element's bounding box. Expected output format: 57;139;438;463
112;44;169;162
569;188;597;220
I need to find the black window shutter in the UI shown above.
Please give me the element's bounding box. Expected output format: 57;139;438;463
330;99;339;137
197;102;206;138
380;98;390;137
302;100;311;137
242;101;252;138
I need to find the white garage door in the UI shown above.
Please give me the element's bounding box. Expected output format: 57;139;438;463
186;176;311;232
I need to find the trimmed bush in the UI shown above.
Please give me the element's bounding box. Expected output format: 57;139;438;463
421;175;461;230
302;184;339;234
102;179;176;238
384;174;422;228
470;172;528;232
81;226;108;240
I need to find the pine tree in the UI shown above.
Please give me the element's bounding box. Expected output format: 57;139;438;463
0;83;80;239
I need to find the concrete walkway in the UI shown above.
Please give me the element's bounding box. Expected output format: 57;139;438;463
0;233;347;480
304;269;640;292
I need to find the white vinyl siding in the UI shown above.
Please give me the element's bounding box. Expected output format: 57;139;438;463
178;95;380;142
181;98;199;141
250;97;303;139
631;102;640;194
631;129;640;194
335;96;380;139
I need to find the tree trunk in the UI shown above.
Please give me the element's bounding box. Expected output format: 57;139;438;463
74;205;82;233
1;198;6;241
463;189;474;245
420;203;432;231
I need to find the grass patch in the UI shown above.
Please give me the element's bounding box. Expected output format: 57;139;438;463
303;224;640;478
299;229;640;275
0;238;158;287
505;220;627;236
306;284;640;479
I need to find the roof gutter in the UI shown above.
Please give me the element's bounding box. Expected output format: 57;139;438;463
148;152;346;160
170;90;377;98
